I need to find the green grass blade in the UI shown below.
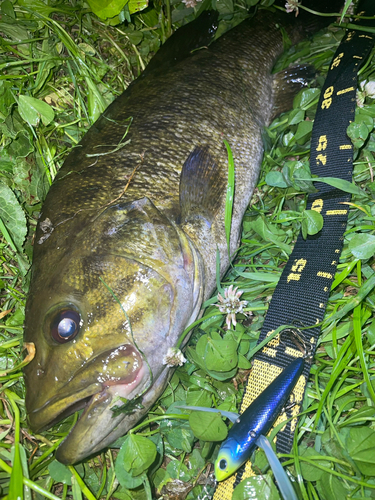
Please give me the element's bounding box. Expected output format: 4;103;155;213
353;305;375;404
223;139;235;259
6;390;23;500
68;466;96;500
9;443;24;500
313;337;355;430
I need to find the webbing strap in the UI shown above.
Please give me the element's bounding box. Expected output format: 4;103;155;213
213;11;375;500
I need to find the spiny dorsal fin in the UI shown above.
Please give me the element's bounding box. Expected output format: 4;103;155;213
179;145;226;225
142;10;219;77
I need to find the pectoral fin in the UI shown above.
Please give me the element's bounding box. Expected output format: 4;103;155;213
179;145;226;226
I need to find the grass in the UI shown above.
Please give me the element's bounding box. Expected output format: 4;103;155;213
1;0;375;499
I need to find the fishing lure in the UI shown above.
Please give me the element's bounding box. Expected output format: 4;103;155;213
178;330;310;500
214;356;304;482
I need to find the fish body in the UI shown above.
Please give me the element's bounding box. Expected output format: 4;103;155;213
24;3;339;464
215;356;305;481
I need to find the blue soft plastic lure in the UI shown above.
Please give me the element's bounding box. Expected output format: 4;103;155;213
178;355;304;500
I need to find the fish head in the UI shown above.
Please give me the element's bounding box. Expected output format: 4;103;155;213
24;196;204;463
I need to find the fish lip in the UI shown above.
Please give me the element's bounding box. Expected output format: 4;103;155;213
56;364;171;464
27;343;145;434
55;363;150;464
28;382;102;433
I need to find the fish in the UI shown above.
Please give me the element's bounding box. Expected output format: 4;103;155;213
23;1;342;464
178;354;305;499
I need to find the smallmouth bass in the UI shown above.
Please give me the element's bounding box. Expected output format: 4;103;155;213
24;2;342;464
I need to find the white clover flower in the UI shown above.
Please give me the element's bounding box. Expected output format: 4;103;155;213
182;0;198;7
364;81;375;97
285;0;300;15
216;285;250;329
163;347;186;368
357;80;375;107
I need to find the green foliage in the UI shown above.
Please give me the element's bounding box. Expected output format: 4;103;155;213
232;474;281;499
115;447;144;489
9;444;24;500
301;209;323;239
48;461;72;485
200;334;238;371
316;471;348;500
159;409;195;452
18;95;55;127
0;183;27;253
121;434;157;477
87;0;129;19
347;109;374;148
189;410;228;441
346;427;375;476
349;233;375;259
299;446;325;481
186;330;243;380
1;0;375;498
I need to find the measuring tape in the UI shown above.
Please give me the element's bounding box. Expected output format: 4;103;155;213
213;6;375;500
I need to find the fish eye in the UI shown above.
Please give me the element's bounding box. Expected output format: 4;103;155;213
51;309;81;343
219;459;227;470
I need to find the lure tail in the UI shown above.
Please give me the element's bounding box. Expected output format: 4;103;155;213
175;405;239;423
176;405;299;500
257;435;298;500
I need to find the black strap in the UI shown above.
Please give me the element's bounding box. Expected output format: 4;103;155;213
213;6;375;499
213;15;375;500
256;22;375;458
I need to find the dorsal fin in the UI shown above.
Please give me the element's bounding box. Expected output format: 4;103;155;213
143;10;219;77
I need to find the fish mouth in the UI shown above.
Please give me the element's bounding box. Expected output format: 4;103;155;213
27;344;150;462
55;363;149;464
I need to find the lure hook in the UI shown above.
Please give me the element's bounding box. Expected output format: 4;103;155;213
280;324;313;362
